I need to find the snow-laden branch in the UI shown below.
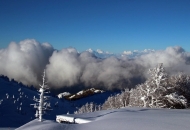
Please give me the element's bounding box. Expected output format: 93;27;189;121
31;70;51;122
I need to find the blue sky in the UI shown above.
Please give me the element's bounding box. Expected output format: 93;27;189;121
0;0;190;53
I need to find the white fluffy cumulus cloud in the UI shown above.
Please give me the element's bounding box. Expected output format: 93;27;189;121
0;39;190;91
46;48;81;87
0;39;54;86
137;46;190;75
45;49;141;90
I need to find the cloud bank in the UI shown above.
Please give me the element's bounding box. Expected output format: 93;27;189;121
0;39;54;86
0;39;190;92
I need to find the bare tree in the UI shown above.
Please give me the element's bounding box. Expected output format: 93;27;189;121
164;92;187;108
129;63;189;109
102;89;130;110
119;88;130;107
129;63;168;108
75;102;100;114
102;95;117;110
166;73;190;108
169;73;190;98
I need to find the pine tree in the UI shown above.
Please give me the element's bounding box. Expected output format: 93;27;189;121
31;70;51;122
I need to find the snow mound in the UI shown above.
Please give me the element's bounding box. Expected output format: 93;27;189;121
56;115;92;124
17;107;190;130
15;119;64;130
57;92;71;99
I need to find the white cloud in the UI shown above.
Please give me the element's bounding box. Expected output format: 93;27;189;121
46;48;81;88
0;39;54;86
1;40;190;92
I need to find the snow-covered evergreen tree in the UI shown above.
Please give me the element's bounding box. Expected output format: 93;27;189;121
32;70;51;122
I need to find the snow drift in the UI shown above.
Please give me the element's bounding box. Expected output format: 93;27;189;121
16;107;190;130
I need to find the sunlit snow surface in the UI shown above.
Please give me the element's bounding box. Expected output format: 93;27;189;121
16;107;190;130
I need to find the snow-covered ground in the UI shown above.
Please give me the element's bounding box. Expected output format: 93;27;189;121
16;107;190;130
0;76;113;128
0;76;73;127
1;75;190;130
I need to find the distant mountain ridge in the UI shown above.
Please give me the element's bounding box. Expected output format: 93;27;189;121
86;48;155;59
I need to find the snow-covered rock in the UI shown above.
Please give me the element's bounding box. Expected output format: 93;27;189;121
66;88;104;100
57;92;71;99
56;115;91;124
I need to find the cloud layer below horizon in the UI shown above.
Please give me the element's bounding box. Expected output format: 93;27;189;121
0;39;190;91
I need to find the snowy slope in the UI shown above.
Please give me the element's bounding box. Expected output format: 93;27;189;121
16;107;190;130
0;76;116;127
0;76;73;127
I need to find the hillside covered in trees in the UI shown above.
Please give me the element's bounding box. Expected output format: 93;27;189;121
75;63;190;114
